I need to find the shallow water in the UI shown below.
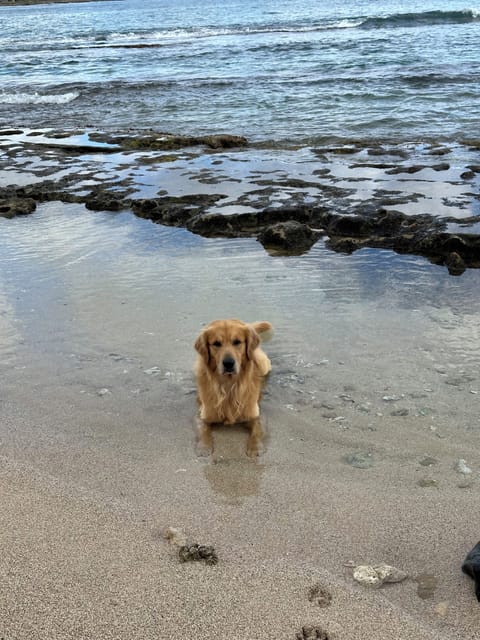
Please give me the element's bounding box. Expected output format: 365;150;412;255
1;129;479;516
1;201;479;431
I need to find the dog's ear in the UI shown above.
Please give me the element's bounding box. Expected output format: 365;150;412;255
246;326;260;360
194;331;210;365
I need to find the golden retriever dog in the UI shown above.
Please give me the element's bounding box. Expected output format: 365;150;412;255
194;319;272;457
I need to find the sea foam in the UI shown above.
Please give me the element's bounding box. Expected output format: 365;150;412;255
0;91;79;105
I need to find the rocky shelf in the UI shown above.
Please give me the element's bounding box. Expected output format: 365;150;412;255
1;182;479;275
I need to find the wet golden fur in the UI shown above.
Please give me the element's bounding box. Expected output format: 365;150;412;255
194;319;272;426
194;319;271;457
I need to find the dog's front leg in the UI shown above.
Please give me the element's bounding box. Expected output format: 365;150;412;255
246;416;264;458
195;416;214;456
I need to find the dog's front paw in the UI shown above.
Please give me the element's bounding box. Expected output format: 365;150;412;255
246;442;262;458
246;417;264;458
196;440;213;458
194;417;213;457
246;433;264;458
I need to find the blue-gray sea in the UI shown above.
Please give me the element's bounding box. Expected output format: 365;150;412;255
1;0;479;143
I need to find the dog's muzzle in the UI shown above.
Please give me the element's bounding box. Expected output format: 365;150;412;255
221;355;236;375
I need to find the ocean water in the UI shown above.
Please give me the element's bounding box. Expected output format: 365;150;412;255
0;0;479;143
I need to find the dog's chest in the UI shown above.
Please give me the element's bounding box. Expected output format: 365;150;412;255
214;381;245;424
199;377;258;424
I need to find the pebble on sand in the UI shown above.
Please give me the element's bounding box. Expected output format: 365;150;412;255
353;563;408;588
455;459;473;475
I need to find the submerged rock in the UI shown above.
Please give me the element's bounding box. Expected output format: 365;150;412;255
462;542;480;601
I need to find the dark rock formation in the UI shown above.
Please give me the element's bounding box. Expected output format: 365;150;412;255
96;132;248;152
1;176;479;275
445;251;467;276
131;194;226;226
257;221;322;254
85;192;127;212
0;198;36;218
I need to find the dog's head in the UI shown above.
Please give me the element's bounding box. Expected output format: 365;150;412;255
194;319;260;377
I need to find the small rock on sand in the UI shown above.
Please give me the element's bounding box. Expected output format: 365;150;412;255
353;563;408;588
455;459;473;475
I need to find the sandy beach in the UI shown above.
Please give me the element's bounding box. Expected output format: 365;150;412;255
1;311;480;639
1;130;480;639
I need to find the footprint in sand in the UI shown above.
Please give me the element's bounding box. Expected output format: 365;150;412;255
296;626;330;640
308;583;332;607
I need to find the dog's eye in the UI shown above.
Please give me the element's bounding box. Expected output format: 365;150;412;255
232;339;242;346
212;340;222;348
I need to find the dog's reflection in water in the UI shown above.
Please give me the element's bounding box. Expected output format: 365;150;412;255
193;318;272;458
198;420;267;504
195;415;266;458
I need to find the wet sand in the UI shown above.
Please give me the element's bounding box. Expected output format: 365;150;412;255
1;132;480;638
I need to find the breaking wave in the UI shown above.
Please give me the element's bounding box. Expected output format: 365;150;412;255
359;9;480;29
5;9;479;54
0;91;79;105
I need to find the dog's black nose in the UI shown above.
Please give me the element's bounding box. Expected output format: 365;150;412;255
222;355;236;372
